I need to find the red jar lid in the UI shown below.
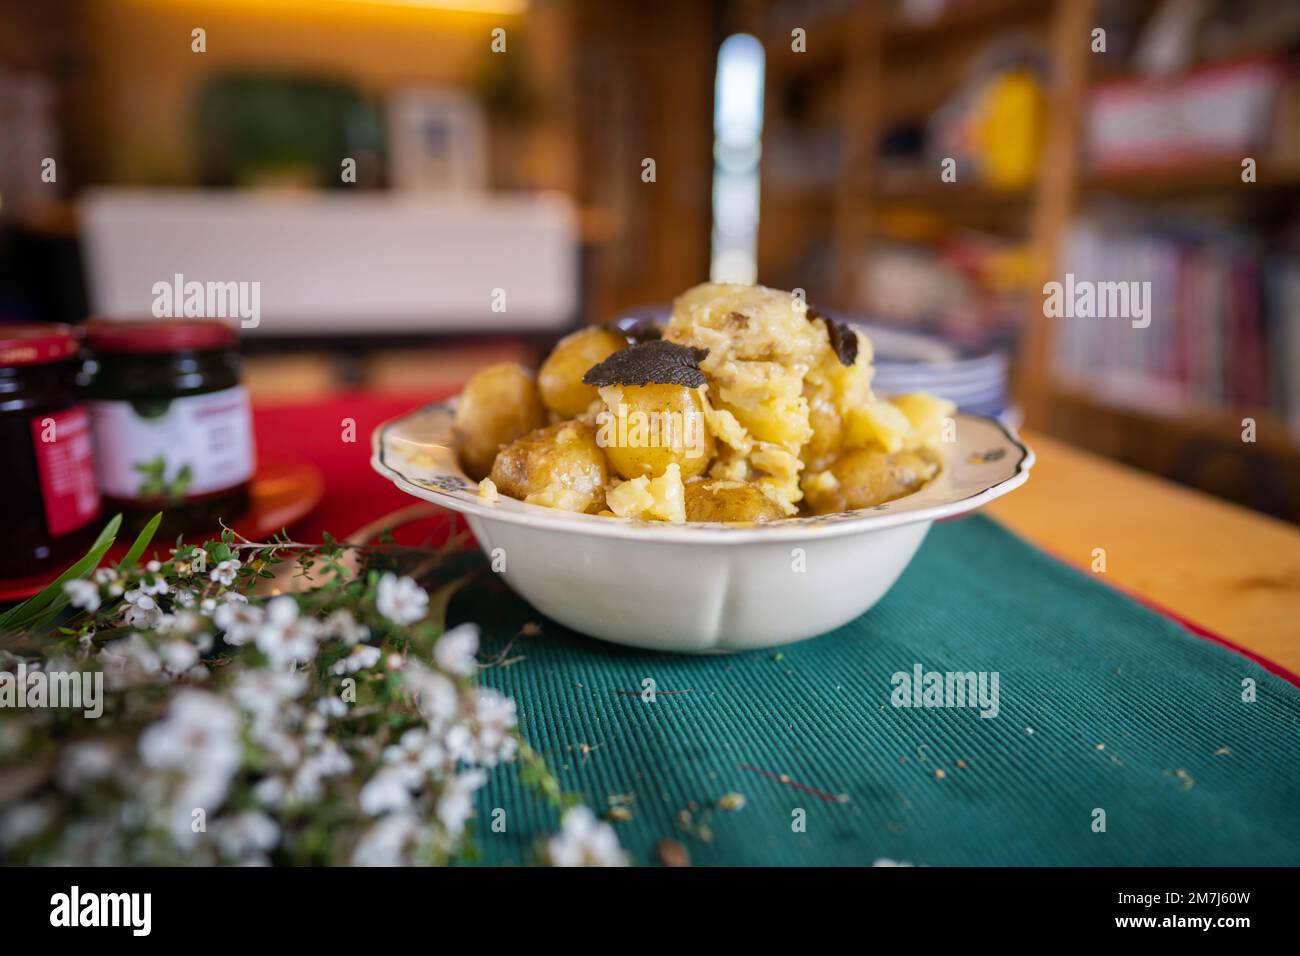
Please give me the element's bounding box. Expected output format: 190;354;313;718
85;318;238;354
0;323;79;367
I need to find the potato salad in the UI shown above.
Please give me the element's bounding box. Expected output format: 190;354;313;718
453;282;953;523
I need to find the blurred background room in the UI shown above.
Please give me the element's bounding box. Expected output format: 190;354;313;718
2;0;1299;521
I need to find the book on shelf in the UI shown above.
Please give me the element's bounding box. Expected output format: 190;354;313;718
1052;218;1300;434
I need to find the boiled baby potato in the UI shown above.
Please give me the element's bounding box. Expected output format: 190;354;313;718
803;448;937;514
489;420;609;514
538;326;628;418
597;383;715;481
684;479;785;523
888;392;955;448
843;399;913;454
453;363;548;481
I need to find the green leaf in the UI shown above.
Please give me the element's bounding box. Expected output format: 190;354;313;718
429;577;466;628
120;511;163;569
0;514;122;633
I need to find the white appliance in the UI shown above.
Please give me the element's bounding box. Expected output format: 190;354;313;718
79;188;579;334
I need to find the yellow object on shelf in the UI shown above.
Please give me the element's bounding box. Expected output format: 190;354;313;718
973;68;1044;191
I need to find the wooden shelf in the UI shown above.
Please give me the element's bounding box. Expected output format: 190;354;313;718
1047;385;1300;519
754;0;1300;518
1050;384;1300;458
882;0;1048;48
762;0;1048;64
1081;159;1300;198
875;173;1034;208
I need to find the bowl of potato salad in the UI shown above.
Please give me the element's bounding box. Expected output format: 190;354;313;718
372;283;1032;652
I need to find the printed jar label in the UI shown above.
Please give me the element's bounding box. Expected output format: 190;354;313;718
30;407;101;537
89;386;256;501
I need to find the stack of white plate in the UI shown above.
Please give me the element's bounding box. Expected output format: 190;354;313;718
856;322;1010;420
605;307;1012;420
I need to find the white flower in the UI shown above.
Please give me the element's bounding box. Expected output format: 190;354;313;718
0;802;53;851
331;644;381;675
547;806;628;867
158;641;199;676
139;572;169;597
146;560;162;573
288;739;351;803
302;710;327;739
214;811;279;865
162;610;195;634
872;858;916;867
448;687;517;767
94;567;124;597
138;690;241;841
139;690;240;780
376;574;428;625
323;609;368;645
359;766;417;816
63;578;101;612
315;695;347;718
210;558;242;586
57;741;119;790
434;623;479;676
214;601;264;646
436;769;485;840
231;670;305;733
383;727;448;778
121;589;162;629
122;604;160;629
99;634;162;688
253;776;286;807
254;596;320;667
402;663;459;728
161;610;209;647
352;812;418;866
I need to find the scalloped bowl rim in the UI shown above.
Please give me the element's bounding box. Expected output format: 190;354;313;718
370;398;1034;544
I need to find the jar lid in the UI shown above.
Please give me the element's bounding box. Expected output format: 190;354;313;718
85;319;238;354
0;323;79;367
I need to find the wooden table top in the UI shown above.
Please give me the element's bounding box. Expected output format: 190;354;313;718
985;429;1300;674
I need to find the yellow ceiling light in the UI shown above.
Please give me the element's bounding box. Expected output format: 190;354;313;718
337;0;527;12
128;0;528;16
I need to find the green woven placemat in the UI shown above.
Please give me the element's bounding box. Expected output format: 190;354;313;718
460;515;1300;866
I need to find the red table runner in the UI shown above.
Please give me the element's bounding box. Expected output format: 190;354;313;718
254;391;452;541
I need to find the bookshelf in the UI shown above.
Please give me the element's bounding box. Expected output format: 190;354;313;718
753;0;1300;520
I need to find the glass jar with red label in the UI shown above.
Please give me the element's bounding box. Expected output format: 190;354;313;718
0;324;102;578
83;319;256;537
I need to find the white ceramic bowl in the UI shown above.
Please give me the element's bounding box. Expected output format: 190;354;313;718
371;400;1033;653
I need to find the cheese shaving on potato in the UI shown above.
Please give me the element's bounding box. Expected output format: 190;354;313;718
456;282;952;522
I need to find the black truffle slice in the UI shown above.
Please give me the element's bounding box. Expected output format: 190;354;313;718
807;307;859;367
582;340;709;389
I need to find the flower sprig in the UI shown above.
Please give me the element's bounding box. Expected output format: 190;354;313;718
0;515;627;867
